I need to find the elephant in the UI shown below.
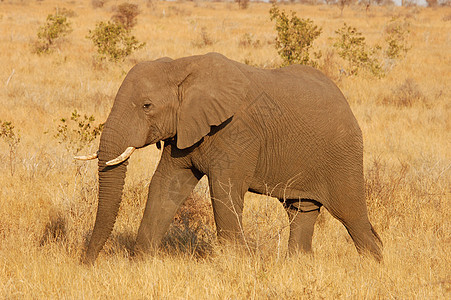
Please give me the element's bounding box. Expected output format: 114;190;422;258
76;52;382;264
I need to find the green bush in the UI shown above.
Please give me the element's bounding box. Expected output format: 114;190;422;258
35;12;72;54
332;23;383;77
87;21;145;62
53;110;103;155
269;4;322;67
0;120;20;176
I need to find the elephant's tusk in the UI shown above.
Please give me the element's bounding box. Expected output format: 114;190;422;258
105;147;136;166
74;151;98;161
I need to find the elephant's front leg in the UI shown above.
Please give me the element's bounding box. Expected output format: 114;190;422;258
134;164;200;255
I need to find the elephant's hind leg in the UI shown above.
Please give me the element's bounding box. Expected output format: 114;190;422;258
344;218;383;261
327;200;383;261
284;199;321;254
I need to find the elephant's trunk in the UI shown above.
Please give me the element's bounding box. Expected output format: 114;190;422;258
82;122;129;264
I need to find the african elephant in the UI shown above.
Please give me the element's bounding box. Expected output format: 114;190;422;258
76;52;382;264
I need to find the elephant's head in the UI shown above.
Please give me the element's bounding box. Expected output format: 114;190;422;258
77;53;250;264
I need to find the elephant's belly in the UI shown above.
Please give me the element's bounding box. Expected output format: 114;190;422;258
248;176;323;201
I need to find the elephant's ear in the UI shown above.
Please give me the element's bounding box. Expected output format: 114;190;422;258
174;53;250;149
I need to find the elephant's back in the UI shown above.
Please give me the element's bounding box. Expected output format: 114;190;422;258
234;61;362;147
268;65;348;108
250;65;360;134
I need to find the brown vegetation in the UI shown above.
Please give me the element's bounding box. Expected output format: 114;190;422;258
0;0;449;298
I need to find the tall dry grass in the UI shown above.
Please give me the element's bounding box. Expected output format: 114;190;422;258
0;0;449;298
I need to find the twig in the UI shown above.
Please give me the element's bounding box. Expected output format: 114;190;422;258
5;69;15;87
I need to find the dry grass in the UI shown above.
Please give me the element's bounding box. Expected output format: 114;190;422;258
0;0;450;298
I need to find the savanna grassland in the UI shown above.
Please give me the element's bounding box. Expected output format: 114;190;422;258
0;0;450;298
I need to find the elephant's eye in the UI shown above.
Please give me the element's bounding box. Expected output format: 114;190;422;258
143;103;152;110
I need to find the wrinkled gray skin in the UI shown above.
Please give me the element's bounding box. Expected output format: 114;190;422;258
81;53;382;264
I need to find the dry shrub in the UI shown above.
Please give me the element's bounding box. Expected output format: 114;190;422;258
146;0;155;9
242;195;288;259
40;210;67;246
366;158;408;206
57;7;77;18
365;155;449;238
161;192;287;259
236;0;250;10
378;78;427;107
166;5;192;17
442;14;451;22
238;33;262;48
161;193;215;258
191;27;214;48
112;3;140;30
243;57;279;69
91;0;107;9
426;0;438;7
318;49;340;81
102;232;136;258
365;158;409;231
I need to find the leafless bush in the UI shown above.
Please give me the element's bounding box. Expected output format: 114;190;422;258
318;49;340;81
166;6;192;17
192;27;214;48
56;7;77;18
146;0;154;9
91;0;107;9
40;210;67;246
102;232;136;258
242;195;289;259
365;157;409;230
338;0;357;16
374;0;395;5
161;194;215;258
442;14;451;21
236;0;249;9
112;3;140;30
366;158;408;205
379;78;427;107
426;0;438;7
238;33;262;48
